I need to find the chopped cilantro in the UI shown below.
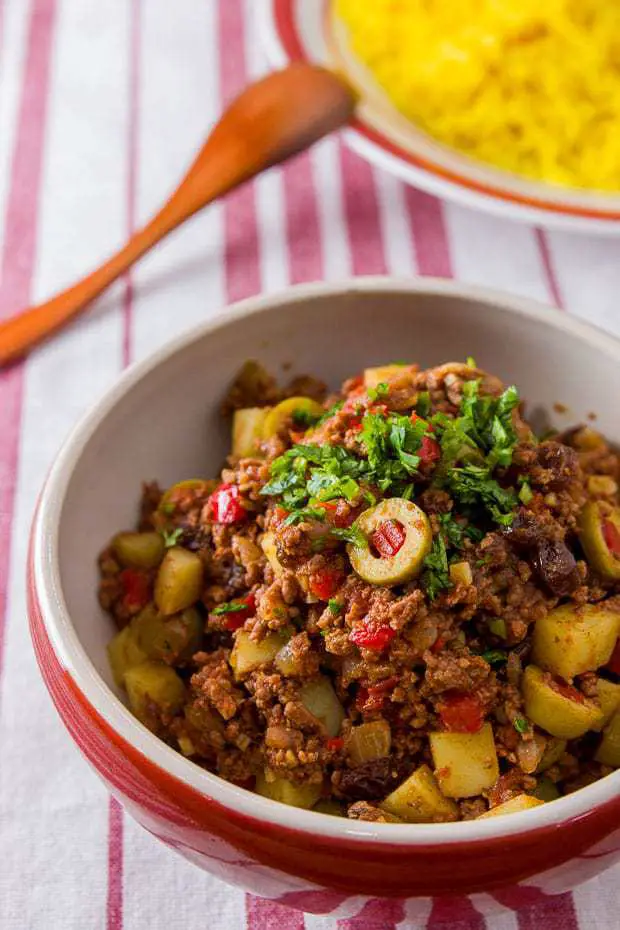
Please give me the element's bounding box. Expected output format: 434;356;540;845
283;506;326;526
416;391;431;418
161;527;183;548
368;381;389;402
438;512;465;549
447;464;517;526
480;649;507;666
513;716;530;734
212;600;249;615
314;399;343;427
422;532;452;600
292;407;320;429
328;598;342;615
331;525;368;548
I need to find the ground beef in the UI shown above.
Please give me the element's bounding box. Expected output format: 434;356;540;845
99;359;620;825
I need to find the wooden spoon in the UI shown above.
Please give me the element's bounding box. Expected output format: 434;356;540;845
0;64;356;366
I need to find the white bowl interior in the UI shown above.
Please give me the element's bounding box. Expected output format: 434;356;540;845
55;282;620;699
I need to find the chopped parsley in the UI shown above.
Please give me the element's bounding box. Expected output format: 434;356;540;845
367;381;389;402
513;716;530;734
292;407;321;429
161;527;183;548
422;532;451;601
328;598;342;615
331;525;368;548
480;649;507;666
212;599;249;615
283;506;327;526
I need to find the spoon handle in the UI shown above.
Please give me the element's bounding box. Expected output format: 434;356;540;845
0;64;355;367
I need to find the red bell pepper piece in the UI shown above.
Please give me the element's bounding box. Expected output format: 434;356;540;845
326;737;344;752
210;483;247;524
371;519;406;558
438;691;485;733
119;568;151;612
410;413;441;465
349;621;396;652
309;567;343;600
211;593;256;631
603;520;620;557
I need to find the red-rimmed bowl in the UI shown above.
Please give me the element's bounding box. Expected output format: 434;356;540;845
29;278;620;919
259;0;620;235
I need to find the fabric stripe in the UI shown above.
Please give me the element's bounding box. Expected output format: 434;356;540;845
0;0;56;695
339;145;388;276
337;898;406;930
107;1;143;926
426;896;486;929
404;187;453;279
535;229;564;309
246;897;305;930
220;0;261;304
107;799;125;930
282;151;323;285
493;887;579;930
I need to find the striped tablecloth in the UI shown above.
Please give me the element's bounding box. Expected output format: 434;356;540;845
1;1;620;928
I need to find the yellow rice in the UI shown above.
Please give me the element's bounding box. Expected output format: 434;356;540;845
335;0;620;191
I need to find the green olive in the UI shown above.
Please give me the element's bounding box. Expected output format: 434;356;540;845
347;498;432;585
262;397;324;439
132;604;203;664
579;501;620;581
112;531;165;570
158;479;218;516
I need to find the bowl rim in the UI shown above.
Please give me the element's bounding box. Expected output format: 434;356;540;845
33;276;620;846
259;0;620;235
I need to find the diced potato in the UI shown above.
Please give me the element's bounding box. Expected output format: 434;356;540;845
449;561;473;586
534;778;561;802
275;638;306;677
107;625;148;688
593;678;620;731
532;603;620;678
536;736;567;773
348;720;391;766
363;364;409;388
478;794;544;819
132;604;203;664
429;723;499;798
112;531;165;570
587;476;618;497
230;630;288;679
232;407;269;458
380;764;459;823
313;799;346;817
260;532;283;577
154;547;203;616
177;735;196;757
262;397;324;439
522;665;603;739
595;709;620;767
124;661;186;728
256;772;321;809
300;677;345;737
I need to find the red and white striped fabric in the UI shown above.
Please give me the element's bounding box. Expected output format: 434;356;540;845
1;2;619;928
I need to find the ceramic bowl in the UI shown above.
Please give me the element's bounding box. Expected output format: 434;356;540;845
29;278;620;919
259;0;620;235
